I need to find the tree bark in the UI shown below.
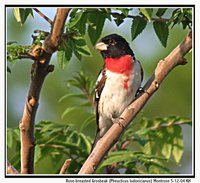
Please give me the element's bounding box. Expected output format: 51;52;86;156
19;8;70;174
78;31;192;174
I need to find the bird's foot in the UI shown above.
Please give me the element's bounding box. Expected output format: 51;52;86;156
136;87;150;97
112;117;125;129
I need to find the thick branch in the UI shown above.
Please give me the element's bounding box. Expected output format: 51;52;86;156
44;8;71;53
20;8;70;174
78;31;192;174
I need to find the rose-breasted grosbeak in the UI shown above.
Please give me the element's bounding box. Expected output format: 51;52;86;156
92;34;143;149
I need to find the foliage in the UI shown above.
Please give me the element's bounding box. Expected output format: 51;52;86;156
9;8;192;69
59;71;96;131
7;121;92;174
7;42;31;62
7;30;49;72
153;21;169;47
13;8;34;25
7;116;191;174
171;8;192;29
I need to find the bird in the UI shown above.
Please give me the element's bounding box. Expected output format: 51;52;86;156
92;34;143;150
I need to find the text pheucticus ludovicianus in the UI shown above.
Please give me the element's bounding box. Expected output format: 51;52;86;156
92;34;143;149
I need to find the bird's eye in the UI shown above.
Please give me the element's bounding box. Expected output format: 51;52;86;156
109;39;116;45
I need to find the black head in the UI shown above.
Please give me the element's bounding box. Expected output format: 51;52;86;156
95;34;134;59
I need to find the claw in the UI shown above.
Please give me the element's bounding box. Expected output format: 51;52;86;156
143;89;151;96
135;87;144;97
136;87;150;96
112;117;125;129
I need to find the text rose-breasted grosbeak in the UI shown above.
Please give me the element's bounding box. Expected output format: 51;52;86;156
92;34;143;149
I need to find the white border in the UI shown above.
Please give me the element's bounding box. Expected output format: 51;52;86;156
1;1;199;182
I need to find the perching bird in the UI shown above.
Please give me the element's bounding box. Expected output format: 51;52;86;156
92;34;143;149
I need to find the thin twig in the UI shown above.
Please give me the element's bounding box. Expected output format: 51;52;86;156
7;161;19;174
82;88;95;109
151;120;192;130
78;31;192;174
33;8;53;25
59;159;72;174
39;144;65;149
18;54;35;60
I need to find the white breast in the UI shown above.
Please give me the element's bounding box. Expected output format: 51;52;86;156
97;60;142;132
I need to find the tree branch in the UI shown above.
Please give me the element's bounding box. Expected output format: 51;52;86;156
33;8;53;25
7;161;19;174
19;8;70;174
59;159;71;174
78;31;192;174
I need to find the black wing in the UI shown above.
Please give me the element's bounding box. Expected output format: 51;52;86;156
91;68;107;150
95;67;107;124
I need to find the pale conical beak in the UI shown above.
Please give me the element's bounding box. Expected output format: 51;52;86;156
95;42;108;51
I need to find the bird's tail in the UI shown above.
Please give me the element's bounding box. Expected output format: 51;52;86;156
90;129;101;152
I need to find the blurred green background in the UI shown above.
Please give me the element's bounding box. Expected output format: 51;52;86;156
7;8;192;174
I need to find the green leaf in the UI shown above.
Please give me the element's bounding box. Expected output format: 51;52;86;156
13;8;33;25
185;9;192;21
61;107;77;119
139;8;153;21
153;21;169;47
74;50;82;60
156;8;167;17
121;8;130;17
67;131;79;145
34;145;42;164
161;135;172;159
13;8;21;22
113;18;124;26
67;11;83;28
57;39;73;69
80;115;95;131
58;93;85;103
100;151;137;168
76;46;92;57
75;13;88;35
74;36;92;57
113;8;130;17
7;129;13;148
172;126;183;163
69;8;79;18
79;133;92;153
88;12;106;45
57;50;66;69
148;162;172;174
131;16;147;41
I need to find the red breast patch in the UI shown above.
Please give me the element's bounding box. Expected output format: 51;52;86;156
105;55;133;94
